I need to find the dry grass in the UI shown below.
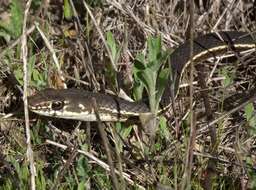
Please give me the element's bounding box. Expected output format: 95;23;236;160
0;0;255;189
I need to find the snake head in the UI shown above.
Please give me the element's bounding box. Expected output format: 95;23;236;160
28;88;66;117
27;88;119;121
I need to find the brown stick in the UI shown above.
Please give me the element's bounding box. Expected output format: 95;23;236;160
181;1;196;189
196;64;217;190
92;98;120;190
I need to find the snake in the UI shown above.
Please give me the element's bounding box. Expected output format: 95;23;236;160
28;31;256;122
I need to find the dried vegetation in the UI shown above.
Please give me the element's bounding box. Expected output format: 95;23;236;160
0;0;256;189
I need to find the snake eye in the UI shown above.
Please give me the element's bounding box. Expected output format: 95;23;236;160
51;101;64;110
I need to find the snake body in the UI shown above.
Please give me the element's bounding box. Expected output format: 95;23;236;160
28;31;256;121
28;88;149;121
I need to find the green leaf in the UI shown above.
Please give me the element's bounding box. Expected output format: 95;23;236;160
135;53;146;66
13;66;23;85
148;36;161;64
245;103;254;120
220;67;234;87
137;70;156;96
133;79;144;101
63;0;73;20
154;142;161;151
119;125;133;139
10;0;23;37
133;35;169;113
105;31;122;88
159;116;170;140
0;30;11;42
133;54;147;100
106;31;121;64
134;58;146;71
77;156;89;178
244;103;256;128
155;68;170;105
249;118;256;128
78;181;86;190
0;0;23;39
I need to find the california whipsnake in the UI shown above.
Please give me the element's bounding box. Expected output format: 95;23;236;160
28;31;256;121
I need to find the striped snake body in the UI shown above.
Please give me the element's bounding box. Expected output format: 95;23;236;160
28;31;256;121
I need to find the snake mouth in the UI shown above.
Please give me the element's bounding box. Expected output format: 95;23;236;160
28;103;51;111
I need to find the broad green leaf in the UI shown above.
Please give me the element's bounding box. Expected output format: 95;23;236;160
137;70;156;95
134;53;146;66
148;36;161;63
133;79;144;101
105;31;122;88
133;35;169;114
133;58;146;71
106;31;121;64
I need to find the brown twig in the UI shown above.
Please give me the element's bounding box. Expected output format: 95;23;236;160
181;1;196;189
91;98;120;190
196;64;217;190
